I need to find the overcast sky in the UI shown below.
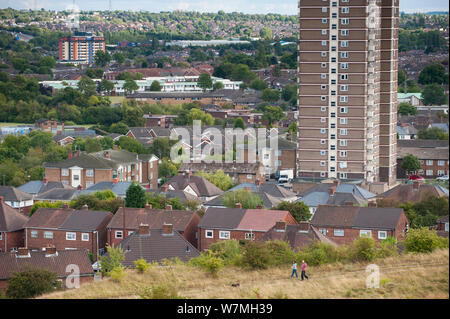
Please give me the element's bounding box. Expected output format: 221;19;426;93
1;0;449;14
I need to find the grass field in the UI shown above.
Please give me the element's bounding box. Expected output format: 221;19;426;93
41;249;449;299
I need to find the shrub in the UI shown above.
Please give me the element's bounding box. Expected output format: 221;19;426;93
347;237;376;262
240;241;272;270
109;265;126;283
404;227;448;253
208;239;242;266
6;267;60;299
375;239;399;259
138;284;184;299
99;244;125;275
298;242;339;266
189;253;224;277
134;258;150;274
265;240;296;266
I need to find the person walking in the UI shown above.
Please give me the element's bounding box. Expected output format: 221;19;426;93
301;260;309;281
290;261;298;279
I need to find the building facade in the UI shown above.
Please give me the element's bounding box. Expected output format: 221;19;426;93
59;32;106;65
297;0;399;184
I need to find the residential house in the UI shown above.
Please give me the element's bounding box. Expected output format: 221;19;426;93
24;206;113;260
147;188;200;204
18;179;75;198
34;188;81;203
0;186;34;215
296;180;376;216
107;205;201;248
80;181;136;198
311;205;410;245
126;127;171;146
0;248;94;292
116;223;200;267
397;139;449;179
163;172;223;202
397;93;423;106
43;149;159;189
143;114;178;128
35;119;64;134
179;162;266;185
436;216;449;238
260;221;337;250
0;196;29;253
397;124;418;140
198;206;298;251
378;180;449;204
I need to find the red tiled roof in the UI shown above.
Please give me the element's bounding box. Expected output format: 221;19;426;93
237;209;293;232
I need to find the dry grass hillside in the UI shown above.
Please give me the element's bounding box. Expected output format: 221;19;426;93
41;249;449;299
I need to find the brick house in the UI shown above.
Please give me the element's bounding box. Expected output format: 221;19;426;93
35;119;64;134
0;247;94;293
24;205;113;260
107;204;201;248
0;196;29;253
43;150;159;189
311;204;410;245
436;216;449;238
143;114;178;128
163;172;223;202
197;206;298;251
378;180;449;204
116;223;200;267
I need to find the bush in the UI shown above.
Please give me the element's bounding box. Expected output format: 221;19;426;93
265;240;296;266
6;267;60;299
240;241;272;270
99;244;125;275
375;239;399;259
189;253;224;277
208;239;242;266
138;283;184;299
404;227;448;253
347;237;376;262
134;258;150;274
298;242;339;266
110;265;126;283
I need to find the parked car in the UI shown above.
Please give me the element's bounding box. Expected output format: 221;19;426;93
409;175;425;181
436;175;449;181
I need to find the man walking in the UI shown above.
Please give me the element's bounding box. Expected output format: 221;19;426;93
290;261;298;279
301;260;309;281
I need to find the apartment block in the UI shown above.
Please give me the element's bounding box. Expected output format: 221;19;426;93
297;0;399;185
59;32;105;65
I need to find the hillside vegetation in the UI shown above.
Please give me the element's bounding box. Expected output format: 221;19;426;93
41;249;449;299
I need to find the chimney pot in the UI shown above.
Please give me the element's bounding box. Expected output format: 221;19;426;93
82;204;89;210
63;203;70;209
328;186;336;196
43;177;48;184
145;203;152;210
235;203;242;209
139;223;150;235
166;204;172;211
162;223;173;235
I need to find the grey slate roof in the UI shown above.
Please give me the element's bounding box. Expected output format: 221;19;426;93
118;229;200;267
0;186;33;202
18;181;75;195
229;183;298;199
147;189;199;202
80;182;136;198
35;188;80;201
165;175;223;198
198;207;246;229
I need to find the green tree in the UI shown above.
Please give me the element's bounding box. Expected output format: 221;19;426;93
123;79;139;95
94;50;111;67
113;52;125;65
158;158;178;178
401;154;421;175
99;244;125;275
196;170;234;191
404;228;448;253
125;182;147;208
110;122;129;135
100;79;114;94
262;105;284;126
149;80;162;92
250;78;268;91
275;201;311;223
213;82;224;91
222;189;263;209
77;76;97;96
198;73;213;92
422;83;447;106
418;64;448;85
6;267;59;299
398;102;418;115
418;127;449;140
118;136;144;154
261;88;280;103
260;27;273;40
234;117;245;129
84;137;103;153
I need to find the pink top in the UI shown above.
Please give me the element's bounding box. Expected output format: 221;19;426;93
301;262;307;271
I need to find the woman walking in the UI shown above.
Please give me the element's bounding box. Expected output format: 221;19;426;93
301;260;309;281
290;261;298;279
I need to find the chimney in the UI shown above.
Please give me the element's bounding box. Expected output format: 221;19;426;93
45;245;57;256
166;204;172;211
275;221;286;232
333;180;340;187
82;204;89;210
139;223;150;235
161;184;169;192
103;150;111;159
368;201;377;208
145;203;152;211
185;170;192;179
344;201;354;206
113;178;118;185
255;179;261;186
298;221;310;232
68;149;72;159
63;203;70;209
235;203;242;209
328;186;336;196
42;177;48;185
162;223;173;236
17;247;30;257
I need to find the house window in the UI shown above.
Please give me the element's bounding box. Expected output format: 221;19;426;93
322;7;327;13
340;118;348;125
321;63;327;68
321;139;326;145
322;29;327;35
438;170;445;176
321;40;327;46
0;233;2;240
340;107;348;113
321;74;327;79
341;85;348;91
115;231;123;239
247;175;253;179
340;129;348;136
219;231;230;239
341;74;348;80
321;150;326;156
341;7;349;13
342;18;349;25
426;160;433;165
360;230;372;237
438;160;445;166
321;129;326;134
86;169;94;177
426;170;434;176
205;230;214;238
341;41;349;48
319;229;327;235
445;223;449;232
341;30;349;36
334;229;344;237
66;232;76;241
321;85;327;90
82;233;89;241
378;231;387;240
340;96;348;103
340;151;347;157
321;96;327;101
341;63;348;69
322;19;327;24
62;169;69;176
44;231;53;239
31;230;38;238
245;233;255;240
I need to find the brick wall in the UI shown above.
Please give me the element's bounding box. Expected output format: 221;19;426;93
0;230;25;253
198;228;267;251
